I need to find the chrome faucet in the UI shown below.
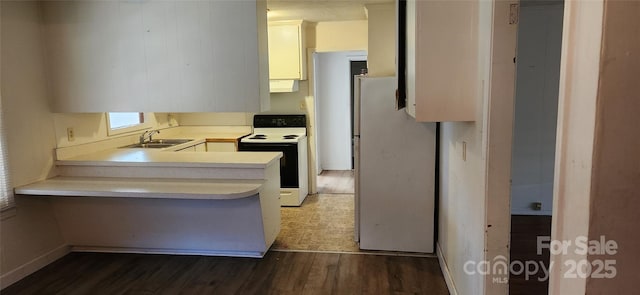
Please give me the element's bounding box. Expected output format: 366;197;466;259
139;129;160;144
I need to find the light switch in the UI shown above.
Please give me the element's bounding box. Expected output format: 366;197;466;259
462;141;467;161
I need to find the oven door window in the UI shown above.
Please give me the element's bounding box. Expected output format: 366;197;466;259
238;143;299;188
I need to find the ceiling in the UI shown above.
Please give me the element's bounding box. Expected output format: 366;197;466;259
266;0;393;22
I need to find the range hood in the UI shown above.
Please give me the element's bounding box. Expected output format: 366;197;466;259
269;80;299;93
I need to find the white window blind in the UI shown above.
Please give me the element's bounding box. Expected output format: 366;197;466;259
0;97;13;210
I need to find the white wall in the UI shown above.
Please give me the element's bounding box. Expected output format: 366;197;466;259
438;1;517;294
315;51;366;171
365;3;395;77
511;3;563;215
313;20;367;53
1;2;67;288
52;113;174;148
438;2;489;292
177;113;252;126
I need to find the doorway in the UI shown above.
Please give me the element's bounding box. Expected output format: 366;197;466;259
314;59;367;195
509;1;564;294
312;50;366;180
270;50;366;253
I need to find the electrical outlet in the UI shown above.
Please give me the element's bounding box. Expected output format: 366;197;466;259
67;127;75;142
532;202;543;211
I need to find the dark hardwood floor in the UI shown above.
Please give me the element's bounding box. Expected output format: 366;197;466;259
2;251;449;295
3;216;551;294
509;215;553;295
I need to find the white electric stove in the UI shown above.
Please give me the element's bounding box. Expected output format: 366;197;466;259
238;114;309;206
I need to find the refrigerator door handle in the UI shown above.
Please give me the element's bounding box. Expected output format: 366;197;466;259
354;136;360;242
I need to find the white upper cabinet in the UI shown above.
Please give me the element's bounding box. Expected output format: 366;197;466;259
41;0;270;113
268;20;307;80
404;0;478;122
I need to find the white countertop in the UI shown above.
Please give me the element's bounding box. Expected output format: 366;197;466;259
58;149;282;168
55;128;283;169
15;176;264;200
55;127;253;161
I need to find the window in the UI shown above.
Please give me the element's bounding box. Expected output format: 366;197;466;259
106;112;151;135
0;99;13;211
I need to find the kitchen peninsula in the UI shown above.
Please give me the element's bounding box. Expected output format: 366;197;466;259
15;130;283;258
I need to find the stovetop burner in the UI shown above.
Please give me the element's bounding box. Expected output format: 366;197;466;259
242;115;307;144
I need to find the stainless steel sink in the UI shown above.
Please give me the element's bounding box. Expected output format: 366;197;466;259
147;139;193;144
120;139;193;149
120;143;175;149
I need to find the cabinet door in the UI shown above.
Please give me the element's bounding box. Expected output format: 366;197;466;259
206;142;237;152
194;143;207;152
41;0;267;113
404;0;478;122
405;0;417;117
40;2;134;112
176;146;196;152
268;22;306;80
176;143;206;152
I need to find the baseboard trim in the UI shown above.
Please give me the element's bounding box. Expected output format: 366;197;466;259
511;210;553;216
0;244;70;290
437;242;458;295
71;246;266;258
271;248;437;258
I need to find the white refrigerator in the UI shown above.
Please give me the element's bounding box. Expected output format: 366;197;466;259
354;76;436;253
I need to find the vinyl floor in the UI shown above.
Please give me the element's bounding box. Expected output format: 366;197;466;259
272;169;358;252
271;194;359;252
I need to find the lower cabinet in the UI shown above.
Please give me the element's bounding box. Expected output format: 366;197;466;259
176;141;237;152
206;141;237;152
176;143;206;152
176;139;238;152
195;143;207;152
